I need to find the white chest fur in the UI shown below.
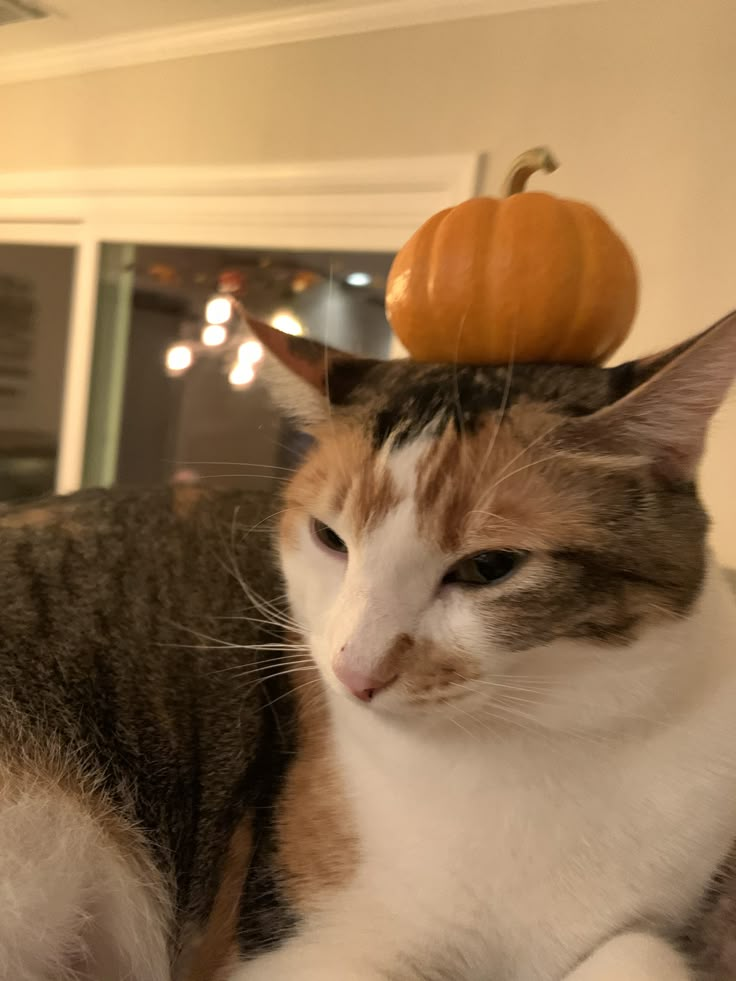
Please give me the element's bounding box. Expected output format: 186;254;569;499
321;571;736;981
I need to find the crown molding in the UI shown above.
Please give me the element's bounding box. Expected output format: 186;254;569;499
0;0;604;85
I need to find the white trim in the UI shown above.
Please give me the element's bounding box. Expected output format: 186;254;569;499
0;154;481;491
0;0;605;85
55;236;100;494
0;222;83;246
0;158;477;198
0;156;480;253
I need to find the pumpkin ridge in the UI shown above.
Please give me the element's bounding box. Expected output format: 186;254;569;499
561;201;592;361
423;208;452;342
469;198;502;364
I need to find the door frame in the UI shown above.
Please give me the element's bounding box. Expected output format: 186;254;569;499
0;154;482;493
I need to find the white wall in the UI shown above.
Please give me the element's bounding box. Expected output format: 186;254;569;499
0;0;735;561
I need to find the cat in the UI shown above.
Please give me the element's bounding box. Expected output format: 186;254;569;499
0;310;735;981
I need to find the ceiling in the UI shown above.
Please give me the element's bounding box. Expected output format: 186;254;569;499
0;0;325;52
0;0;606;57
0;0;614;85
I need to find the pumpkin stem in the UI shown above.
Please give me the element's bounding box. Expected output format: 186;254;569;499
502;146;559;197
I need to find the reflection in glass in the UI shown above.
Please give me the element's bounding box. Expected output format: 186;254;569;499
85;243;395;493
0;244;74;503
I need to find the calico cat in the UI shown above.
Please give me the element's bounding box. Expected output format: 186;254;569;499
1;311;736;981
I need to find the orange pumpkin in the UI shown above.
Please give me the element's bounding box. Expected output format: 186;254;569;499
385;148;639;364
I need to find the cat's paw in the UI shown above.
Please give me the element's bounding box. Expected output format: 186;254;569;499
563;932;693;981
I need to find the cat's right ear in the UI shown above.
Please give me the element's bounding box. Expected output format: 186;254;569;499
246;315;379;427
564;309;736;480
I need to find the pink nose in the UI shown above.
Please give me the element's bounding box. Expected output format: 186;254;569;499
333;654;395;702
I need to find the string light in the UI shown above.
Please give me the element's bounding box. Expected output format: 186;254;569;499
201;323;227;347
229;361;255;388
164;289;295;388
238;340;264;364
205;296;233;325
165;344;193;375
345;271;372;287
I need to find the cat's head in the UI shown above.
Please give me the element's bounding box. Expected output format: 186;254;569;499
253;312;736;731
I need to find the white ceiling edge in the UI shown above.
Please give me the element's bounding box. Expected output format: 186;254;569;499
0;0;606;86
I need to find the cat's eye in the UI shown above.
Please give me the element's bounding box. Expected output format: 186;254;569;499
311;519;348;555
443;550;527;587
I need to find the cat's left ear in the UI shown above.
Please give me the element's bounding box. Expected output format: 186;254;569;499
569;309;736;480
246;315;379;427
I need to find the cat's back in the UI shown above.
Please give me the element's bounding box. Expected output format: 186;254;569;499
0;485;282;727
0;485;298;930
0;484;279;649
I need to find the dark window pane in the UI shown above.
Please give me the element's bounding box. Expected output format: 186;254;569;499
0;244;74;503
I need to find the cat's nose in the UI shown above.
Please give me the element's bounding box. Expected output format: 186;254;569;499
333;651;396;701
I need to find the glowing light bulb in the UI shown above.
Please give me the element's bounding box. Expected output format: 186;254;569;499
205;296;233;325
345;271;372;287
165;344;193;374
271;311;303;336
201;323;227;347
229;361;255;388
238;340;264;364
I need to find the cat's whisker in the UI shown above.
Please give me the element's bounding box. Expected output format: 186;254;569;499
222;564;294;625
193;473;291;483
236;506;298;542
451;304;472;460
212;611;293;624
648;602;689;622
322;262;343;455
321;274;361;502
475;331;516;486
487;451;571;493
447;681;632;750
230;525;282;535
455;678;679;736
485;698;625;750
161;619;244;650
234;591;293;612
466;509;516;522
234;584;300;631
226;660;315;683
210;612;299;641
213;658;315;680
476;419;569;512
457;671;573;691
298;680;329;711
162;613;302;652
446;699;512;741
175;460;299;473
219;519;301;632
237;665;319;699
216;652;313;667
466;670;562;682
258;675;324;712
492;418;567;478
163;644;310;658
445;713;480;742
209;622;286;643
453;677;555;698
